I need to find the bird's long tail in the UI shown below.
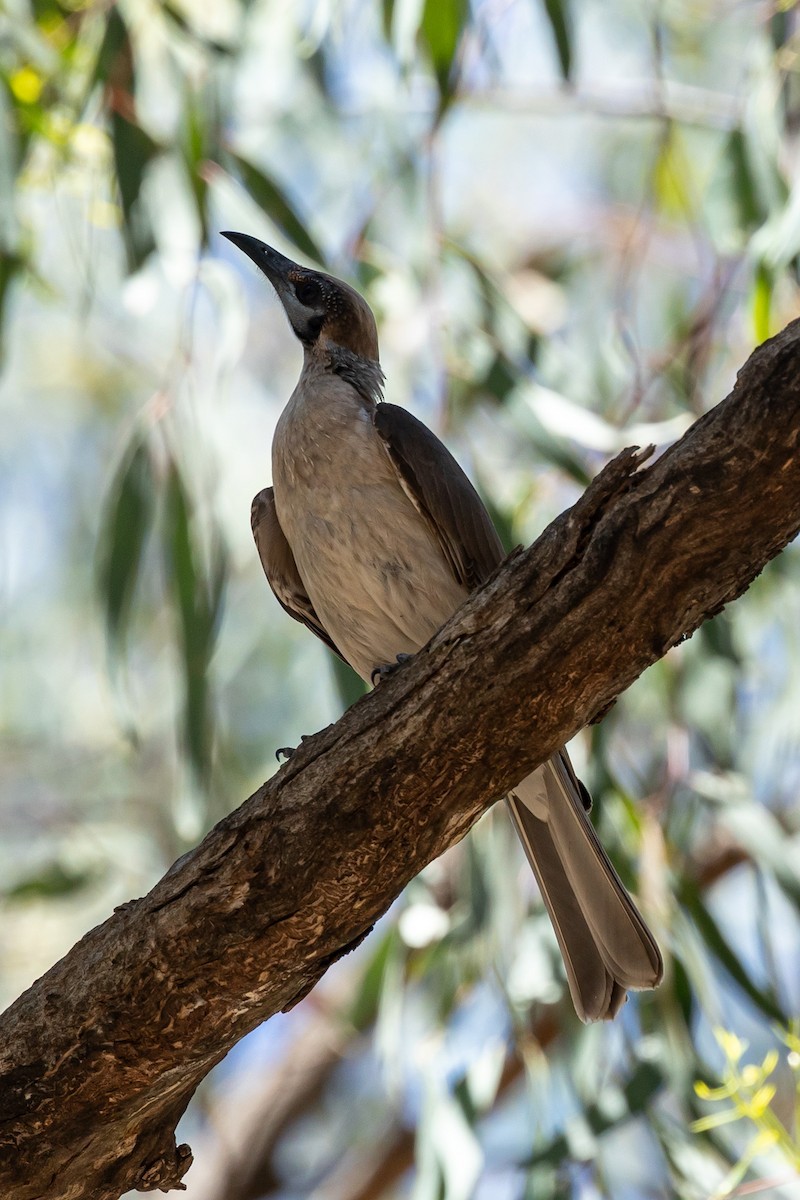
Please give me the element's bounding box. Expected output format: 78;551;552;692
506;755;663;1021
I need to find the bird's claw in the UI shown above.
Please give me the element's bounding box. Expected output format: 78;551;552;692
275;734;311;762
370;653;413;686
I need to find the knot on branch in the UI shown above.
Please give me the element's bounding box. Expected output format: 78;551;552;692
132;1139;193;1193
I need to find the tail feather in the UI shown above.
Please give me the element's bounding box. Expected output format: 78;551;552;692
507;755;663;1022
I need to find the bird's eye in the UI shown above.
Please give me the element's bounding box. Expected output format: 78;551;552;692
295;279;323;307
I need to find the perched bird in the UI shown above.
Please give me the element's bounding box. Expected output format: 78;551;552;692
222;231;663;1022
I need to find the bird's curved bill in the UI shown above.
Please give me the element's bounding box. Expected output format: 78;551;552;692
220;231;298;286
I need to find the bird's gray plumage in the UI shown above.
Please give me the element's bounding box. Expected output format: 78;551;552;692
224;230;663;1022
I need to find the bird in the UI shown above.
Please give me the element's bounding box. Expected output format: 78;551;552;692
222;230;664;1022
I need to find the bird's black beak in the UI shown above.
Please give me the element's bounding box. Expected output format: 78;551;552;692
221;231;299;289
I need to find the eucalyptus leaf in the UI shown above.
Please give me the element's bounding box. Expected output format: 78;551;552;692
5;862;98;903
111;110;159;271
330;654;368;709
678;877;787;1024
542;0;573;82
227;153;324;264
96;434;156;655
420;0;467;112
163;459;226;786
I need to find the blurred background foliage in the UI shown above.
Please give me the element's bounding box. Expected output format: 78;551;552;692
1;0;800;1197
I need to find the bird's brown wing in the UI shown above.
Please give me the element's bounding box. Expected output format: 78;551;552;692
251;487;345;661
373;403;505;590
374;404;664;1021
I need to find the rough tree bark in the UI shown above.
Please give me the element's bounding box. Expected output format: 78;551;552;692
2;322;800;1200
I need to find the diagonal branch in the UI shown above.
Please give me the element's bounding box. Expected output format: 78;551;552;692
2;322;800;1200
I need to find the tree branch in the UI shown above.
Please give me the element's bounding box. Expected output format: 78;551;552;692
2;322;800;1200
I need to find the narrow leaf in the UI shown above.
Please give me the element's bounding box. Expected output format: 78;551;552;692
181;89;214;245
653;126;694;219
752;262;774;343
91;6;130;91
228;153;324;264
679;878;787;1024
726;127;764;231
347;926;402;1031
163;461;225;785
95;10;158;270
381;0;395;40
96;435;156;652
161;2;234;55
420;0;467;111
526;1060;664;1166
0;251;23;363
111;109;158;270
542;0;573;82
6;862;98;903
330;654;368;708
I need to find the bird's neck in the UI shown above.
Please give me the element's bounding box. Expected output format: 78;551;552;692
303;343;385;407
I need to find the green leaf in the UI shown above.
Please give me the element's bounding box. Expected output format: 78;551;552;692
163;460;227;785
678;878;787;1024
725;128;764;232
181;88;217;246
164;463;202;652
420;0;467;112
526;1059;664;1167
542;0;573;82
512;397;592;485
381;0;395;41
462;836;491;935
330;654;367;709
96;434;156;653
347;925;402;1030
653;125;695;220
481;353;518;404
0;70;34;178
477;477;516;555
95;9;158;269
164;461;206;779
752;261;774;343
5;861;98;903
90;5;130;91
0;251;23;363
770;6;791;53
714;795;800;909
161;2;235;55
111;109;159;271
671;953;696;1028
228;153;324;264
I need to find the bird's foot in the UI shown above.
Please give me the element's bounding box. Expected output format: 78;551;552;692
275;734;312;762
370;653;414;686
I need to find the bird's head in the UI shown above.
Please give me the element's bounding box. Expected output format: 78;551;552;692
222;232;380;365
